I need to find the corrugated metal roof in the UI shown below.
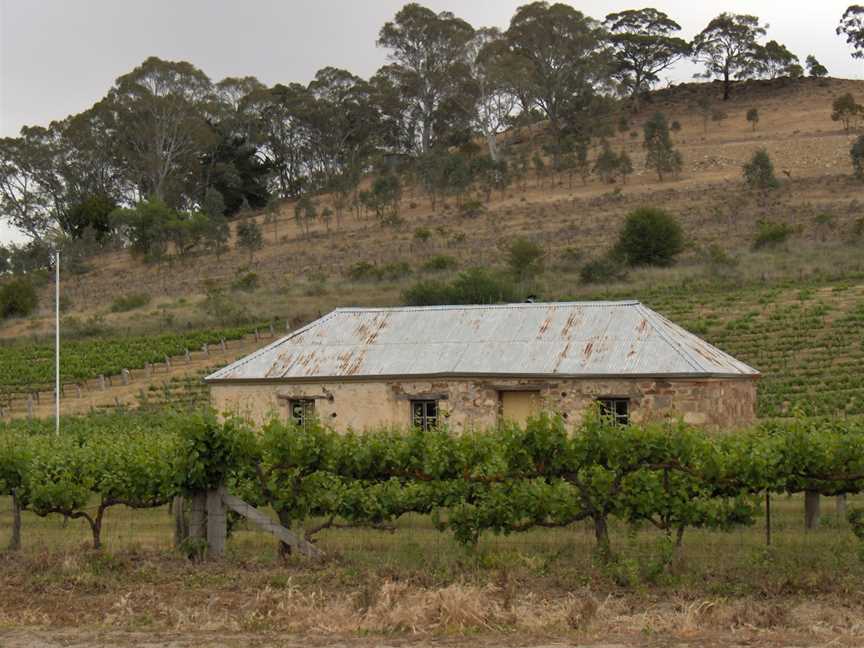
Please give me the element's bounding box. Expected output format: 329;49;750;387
206;301;759;382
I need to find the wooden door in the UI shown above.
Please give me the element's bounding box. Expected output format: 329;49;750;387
499;391;541;425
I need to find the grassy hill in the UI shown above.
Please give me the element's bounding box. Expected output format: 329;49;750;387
1;76;863;420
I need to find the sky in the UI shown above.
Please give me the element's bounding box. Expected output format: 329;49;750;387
1;0;862;244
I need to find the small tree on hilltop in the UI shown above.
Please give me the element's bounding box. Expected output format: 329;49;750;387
613;207;684;267
236;220;263;263
805;54;828;77
643;112;683;181
832;93;864;132
294;195;318;236
746;108;760;131
593;142;626;184
851;134;864;179
743;148;779;189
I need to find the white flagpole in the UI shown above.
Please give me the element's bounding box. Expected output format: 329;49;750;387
55;250;60;435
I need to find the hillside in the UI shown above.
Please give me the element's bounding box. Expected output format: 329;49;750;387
2;77;864;420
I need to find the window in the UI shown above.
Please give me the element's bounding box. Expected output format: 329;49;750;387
289;399;315;428
411;399;438;431
597;398;629;425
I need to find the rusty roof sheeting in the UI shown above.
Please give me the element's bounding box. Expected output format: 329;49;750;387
206;302;759;381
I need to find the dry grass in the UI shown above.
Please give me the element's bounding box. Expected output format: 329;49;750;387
1;493;864;645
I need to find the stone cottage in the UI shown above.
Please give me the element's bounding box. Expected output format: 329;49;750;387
205;301;759;431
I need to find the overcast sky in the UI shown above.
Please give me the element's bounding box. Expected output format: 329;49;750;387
1;0;861;244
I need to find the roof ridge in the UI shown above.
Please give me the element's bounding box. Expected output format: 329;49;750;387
636;304;708;373
333;300;641;313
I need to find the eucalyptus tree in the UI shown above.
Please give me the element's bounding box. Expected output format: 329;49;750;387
307;67;380;192
503;2;610;167
243;82;313;199
0;126;66;240
755;40;800;79
806;55;829;77
691;13;768;100
603;8;690;107
104;56;217;205
377;3;475;153
838;5;864;62
461;28;518;161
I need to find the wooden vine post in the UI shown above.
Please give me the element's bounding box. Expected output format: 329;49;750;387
182;485;322;560
805;490;821;529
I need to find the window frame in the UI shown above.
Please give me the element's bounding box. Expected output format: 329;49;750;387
597;397;630;425
288;398;316;429
410;399;439;431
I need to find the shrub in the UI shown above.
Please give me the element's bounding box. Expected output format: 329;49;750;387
851;135;864;180
579;257;627;284
346;261;382;281
746;108;760;131
0;278;39;319
403;268;518;306
753;220;794;249
421;255;457;273
401;280;452;306
743;148;779;190
613;207;684;267
506;237;544;281
670;120;682;132
379;261;412;281
459;200;486;218
413;227;432;242
231;272;259;292
110;293;151;313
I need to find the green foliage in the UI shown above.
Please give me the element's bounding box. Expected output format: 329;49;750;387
603;9;691;99
579;256;627;284
421;255;457;273
643;112;683;181
691;13;769;100
743;148;779;189
231;272;259;292
506;237;545;281
851;135;864;180
831;93;864;133
173;411;256;494
59;194;116;241
613;207;684;267
753;220;794;249
109;293;151;313
236;220;263;261
0;325;256;389
403;268;518;306
5;411;864;556
805;54;828;77
0;278;39;319
593;143;632;184
360;175;401;224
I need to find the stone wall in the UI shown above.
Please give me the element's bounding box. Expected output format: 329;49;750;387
210;375;757;431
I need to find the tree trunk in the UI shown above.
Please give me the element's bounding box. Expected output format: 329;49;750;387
173;496;189;547
805;490;821;529
592;514;612;563
8;490;21;551
276;508;293;558
486;132;499;162
723;70;731;100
